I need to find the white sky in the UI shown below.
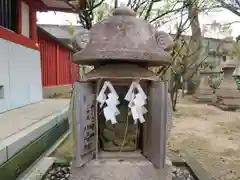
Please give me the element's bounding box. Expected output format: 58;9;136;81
37;4;240;39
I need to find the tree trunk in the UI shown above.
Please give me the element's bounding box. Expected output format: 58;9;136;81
183;0;203;81
170;0;202;111
114;0;118;8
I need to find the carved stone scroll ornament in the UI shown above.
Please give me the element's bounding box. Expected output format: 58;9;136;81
155;31;174;51
71;28;90;51
71;29;94;79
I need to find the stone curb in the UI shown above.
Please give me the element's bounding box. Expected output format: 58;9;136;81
18;131;71;180
0;107;68;166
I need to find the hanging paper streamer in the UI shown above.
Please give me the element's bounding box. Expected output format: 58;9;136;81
96;81;120;124
125;81;148;124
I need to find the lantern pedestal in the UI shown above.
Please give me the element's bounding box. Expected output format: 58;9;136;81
70;152;173;180
193;65;222;103
213;90;240;111
193;74;214;103
212;62;240;111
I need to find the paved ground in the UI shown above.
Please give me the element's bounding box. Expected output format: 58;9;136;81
0;99;69;141
169;97;240;180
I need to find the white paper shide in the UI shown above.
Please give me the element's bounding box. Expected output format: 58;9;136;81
125;81;148;124
97;81;120;124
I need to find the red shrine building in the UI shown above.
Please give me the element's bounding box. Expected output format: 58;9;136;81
0;0;82;113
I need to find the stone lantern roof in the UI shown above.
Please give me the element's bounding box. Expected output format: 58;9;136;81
73;7;173;67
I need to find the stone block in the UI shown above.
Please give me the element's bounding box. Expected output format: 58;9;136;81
70;158;172;180
0;146;7;165
55;107;68;124
0;118;69;180
193;89;214;103
22;157;55;180
213;89;240;111
6;115;58;158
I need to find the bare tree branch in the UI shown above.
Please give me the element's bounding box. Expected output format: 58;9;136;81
144;1;154;20
217;0;240;16
114;0;118;8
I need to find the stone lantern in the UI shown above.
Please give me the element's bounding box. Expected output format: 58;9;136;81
70;7;174;180
193;49;223;103
213;57;240;110
193;65;215;103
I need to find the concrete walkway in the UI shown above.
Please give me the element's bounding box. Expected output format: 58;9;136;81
0;99;69;141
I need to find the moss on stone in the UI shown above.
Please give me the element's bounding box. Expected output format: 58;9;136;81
52;134;74;163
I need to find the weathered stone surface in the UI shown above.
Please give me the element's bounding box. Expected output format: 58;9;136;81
84;64;159;81
23;157;55;180
218;68;236;89
193;90;215;103
73;7;172;66
70;158;172;180
0;146;7;166
167;93;173;139
213;90;240;111
71;29;89;51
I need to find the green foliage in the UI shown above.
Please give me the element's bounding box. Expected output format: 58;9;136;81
171;38;191;75
52;135;74;163
66;20;76;35
235;78;240;89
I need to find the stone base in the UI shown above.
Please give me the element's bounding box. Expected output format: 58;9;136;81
70;156;173;180
192;89;214;103
212;89;240;111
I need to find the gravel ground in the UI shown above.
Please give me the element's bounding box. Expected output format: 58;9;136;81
172;166;195;180
44;165;70;180
169;96;240;180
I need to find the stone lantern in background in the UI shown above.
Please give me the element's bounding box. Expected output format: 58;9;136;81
193;56;223;103
193;48;223;103
193;65;215;103
217;36;237;90
70;7;174;180
211;36;240;110
218;57;237;89
213;56;240;110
